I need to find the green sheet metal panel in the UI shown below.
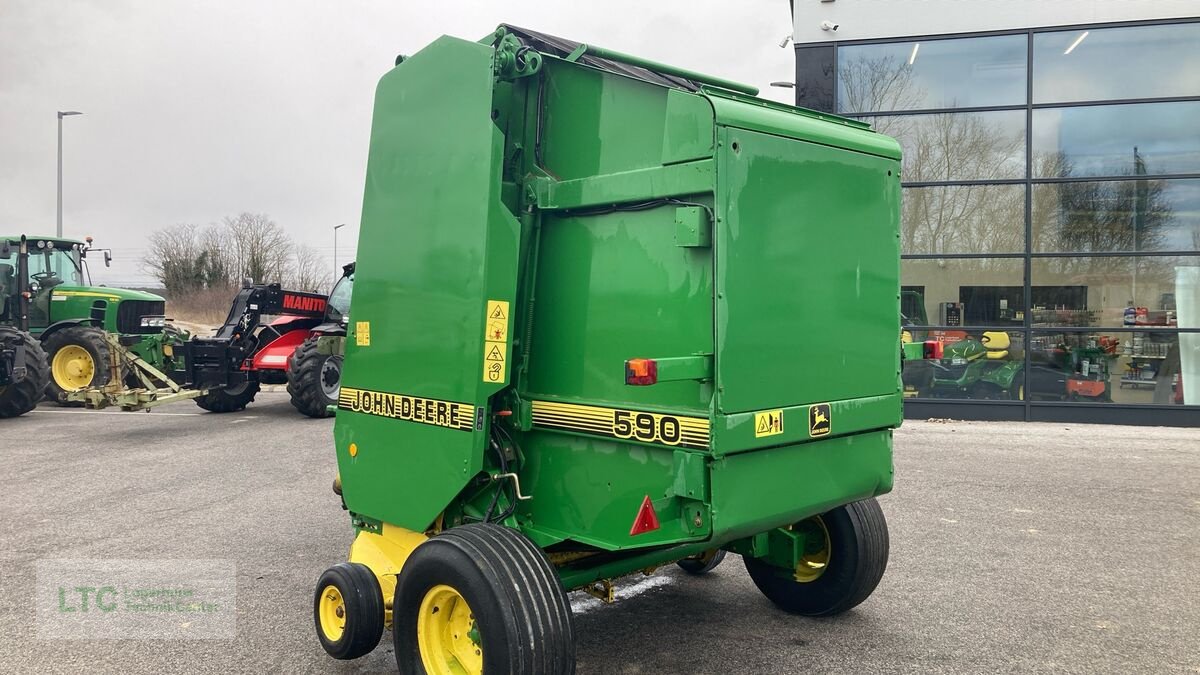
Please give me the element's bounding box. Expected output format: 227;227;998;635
714;126;902;415
334;36;521;531
523;204;714;412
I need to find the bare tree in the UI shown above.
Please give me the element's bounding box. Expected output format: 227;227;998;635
287;244;327;293
224;212;292;284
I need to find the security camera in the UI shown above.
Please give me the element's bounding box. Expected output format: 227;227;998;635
779;34;793;48
820;21;839;31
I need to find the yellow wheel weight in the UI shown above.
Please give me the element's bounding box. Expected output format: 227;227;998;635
51;345;95;391
417;584;483;675
318;585;347;643
793;515;832;583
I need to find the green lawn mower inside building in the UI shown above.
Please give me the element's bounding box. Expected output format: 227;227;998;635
313;24;907;674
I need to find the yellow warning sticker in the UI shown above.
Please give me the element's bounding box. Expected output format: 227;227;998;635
754;409;784;438
483;341;506;383
485;300;509;342
482;299;510;384
809;403;832;437
355;321;371;347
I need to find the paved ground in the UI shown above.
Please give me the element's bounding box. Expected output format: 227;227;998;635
2;395;1197;674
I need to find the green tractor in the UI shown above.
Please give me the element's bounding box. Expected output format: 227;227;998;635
313;25;906;672
0;235;181;403
287;262;353;418
928;331;1025;399
0;326;49;417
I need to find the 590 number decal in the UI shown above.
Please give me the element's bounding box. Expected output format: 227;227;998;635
532;401;709;449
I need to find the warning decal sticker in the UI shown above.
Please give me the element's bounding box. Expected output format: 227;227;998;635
355;321;371;347
754;409;784;438
483;300;510;384
809;403;832;437
338;387;474;432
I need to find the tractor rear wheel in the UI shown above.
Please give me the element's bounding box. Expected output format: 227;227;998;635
393;523;575;675
44;325;112;406
194;380;260;413
744;498;889;617
313;562;385;660
0;330;49;418
677;549;727;575
287;336;341;418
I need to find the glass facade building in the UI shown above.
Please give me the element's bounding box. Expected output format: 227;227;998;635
794;18;1200;425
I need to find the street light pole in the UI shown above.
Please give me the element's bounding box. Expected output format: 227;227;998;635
57;111;83;238
333;223;347;288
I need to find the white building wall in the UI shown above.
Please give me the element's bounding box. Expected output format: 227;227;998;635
792;0;1199;44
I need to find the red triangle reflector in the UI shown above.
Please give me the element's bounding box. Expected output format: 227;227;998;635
629;495;661;536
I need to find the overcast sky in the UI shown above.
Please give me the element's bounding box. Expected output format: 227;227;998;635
0;1;795;286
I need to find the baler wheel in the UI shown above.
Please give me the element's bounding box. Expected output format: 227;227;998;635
744;498;889;617
677;549;727;575
313;562;385;660
393;523;575;674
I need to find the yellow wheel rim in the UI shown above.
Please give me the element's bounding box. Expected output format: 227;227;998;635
792;515;832;583
318;584;346;643
417;584;483;675
51;345;95;391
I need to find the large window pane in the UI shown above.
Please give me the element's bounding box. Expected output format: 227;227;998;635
867;111;1025;181
1030;256;1200;327
1029;330;1196;405
1033;179;1200;253
1034;23;1200;104
838;35;1026;114
903;184;1025;254
1033;101;1200;178
902;258;1024;325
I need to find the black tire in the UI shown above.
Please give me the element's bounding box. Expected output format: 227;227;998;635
744;498;889;617
394;523;575;674
0;330;49;418
43;325;112;406
193;380;260;412
286;337;340;418
677;549;727;575
313;562;385;660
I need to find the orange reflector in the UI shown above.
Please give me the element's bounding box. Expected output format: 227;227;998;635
629;495;661;536
625;358;658;386
923;340;943;360
348;443;358;457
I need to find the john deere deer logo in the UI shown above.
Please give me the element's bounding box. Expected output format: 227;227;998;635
809;403;831;437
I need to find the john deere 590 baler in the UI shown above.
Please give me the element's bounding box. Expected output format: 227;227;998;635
315;25;903;673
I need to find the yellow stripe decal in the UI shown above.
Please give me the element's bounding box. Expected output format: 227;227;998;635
338;387;475;432
531;400;710;449
51;291;122;301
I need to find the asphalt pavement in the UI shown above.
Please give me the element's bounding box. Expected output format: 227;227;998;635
2;394;1197;674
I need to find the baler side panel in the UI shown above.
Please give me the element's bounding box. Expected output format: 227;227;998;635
714;127;902;416
335;36;520;531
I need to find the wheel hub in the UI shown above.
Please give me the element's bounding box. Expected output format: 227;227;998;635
318;585;346;642
319;358;341;399
51;345;95;391
793;515;831;583
417;584;483;675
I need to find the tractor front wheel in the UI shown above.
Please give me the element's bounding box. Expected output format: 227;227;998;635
286;336;341;418
313;562;385;660
44;325;112;405
393;523;575;675
0;331;49;418
744;498;889;617
194;380;260;413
